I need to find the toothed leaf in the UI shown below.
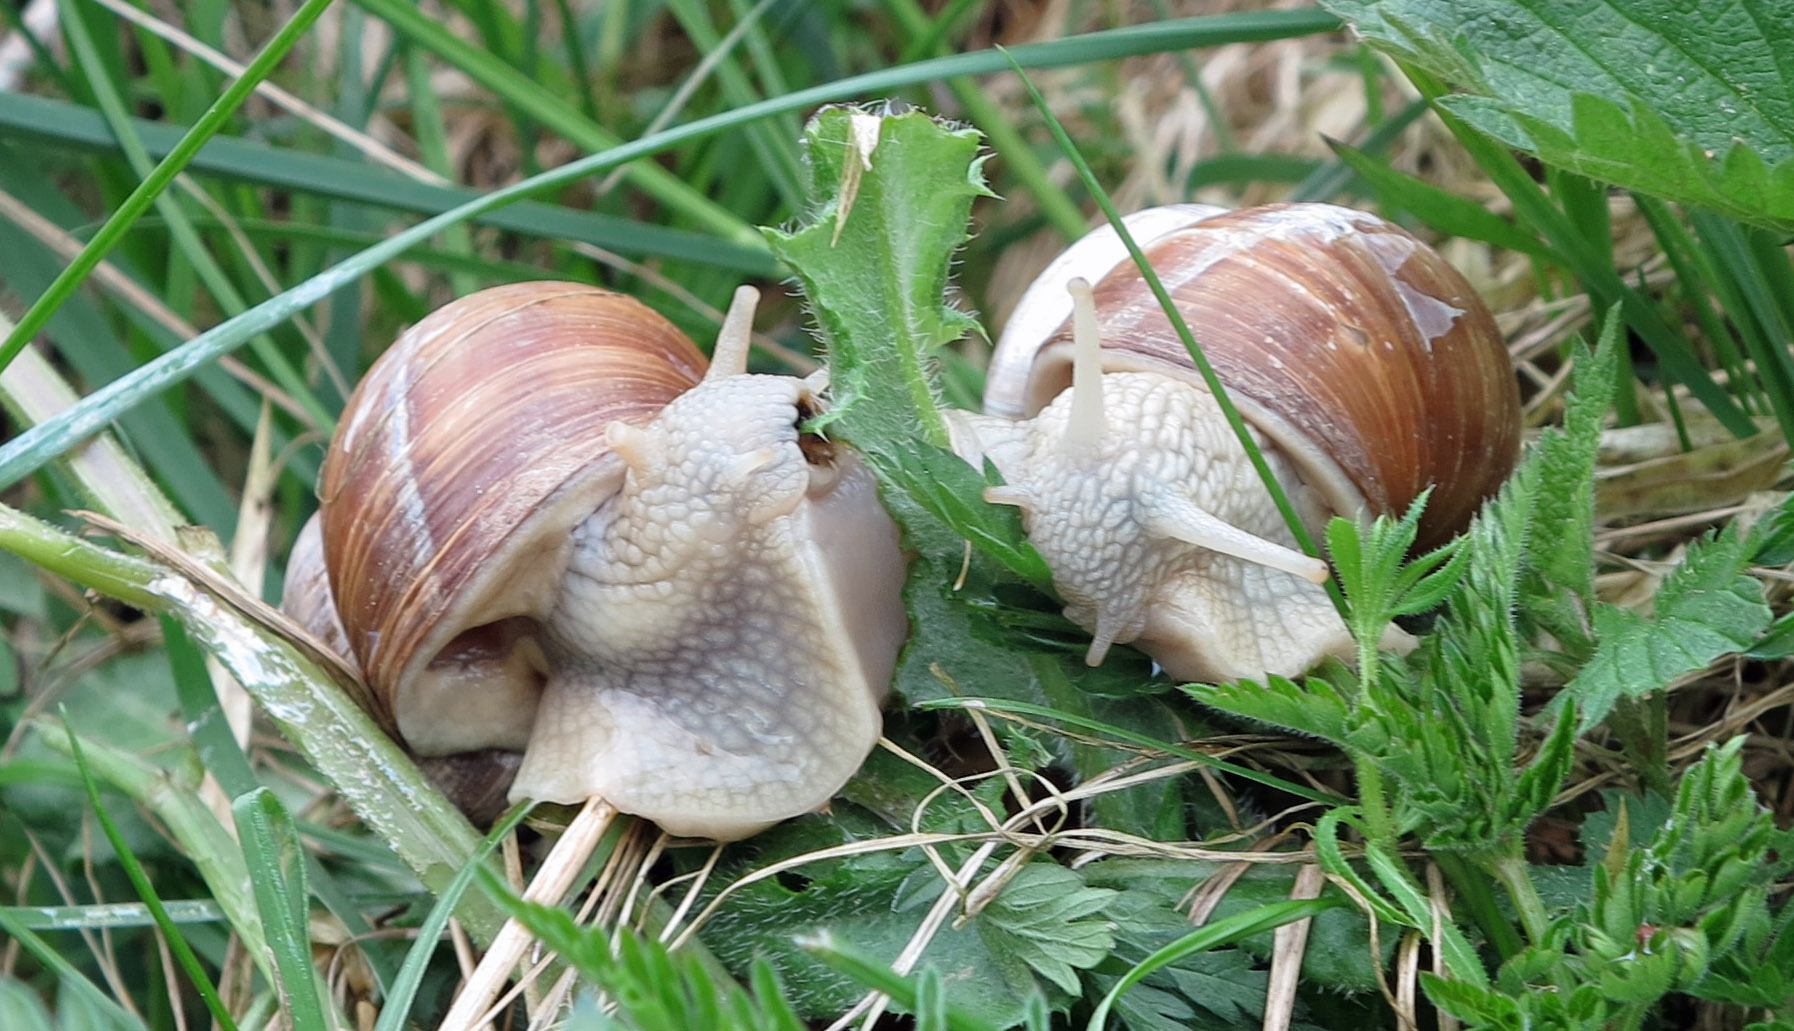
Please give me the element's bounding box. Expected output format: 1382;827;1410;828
1322;0;1794;227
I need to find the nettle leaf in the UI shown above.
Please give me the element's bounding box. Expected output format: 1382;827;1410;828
765;106;1049;585
1321;0;1794;228
1560;522;1774;730
976;864;1117;995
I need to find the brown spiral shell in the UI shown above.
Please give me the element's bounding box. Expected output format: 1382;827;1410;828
314;282;707;750
988;203;1521;551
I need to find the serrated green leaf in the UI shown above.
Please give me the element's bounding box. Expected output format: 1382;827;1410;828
1444;93;1794;229
1157;950;1267;1027
1513;709;1577;825
1421;972;1525;1028
1322;0;1794;227
1524;313;1620;638
766;107;1050;587
1562;527;1773;729
872;439;1051;584
766;107;986;447
1084;897;1340;1031
1746;610;1794;660
1183;674;1351;745
979;865;1117;995
697;835;1037;1027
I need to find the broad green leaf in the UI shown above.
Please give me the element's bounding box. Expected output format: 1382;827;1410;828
1321;0;1794;228
1561;524;1774;730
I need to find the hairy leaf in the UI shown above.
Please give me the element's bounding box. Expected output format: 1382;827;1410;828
1561;522;1775;729
1322;0;1794;227
1184;672;1352;745
1520;315;1620;654
764;108;1048;584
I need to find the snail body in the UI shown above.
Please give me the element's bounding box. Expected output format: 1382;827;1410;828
285;282;908;840
951;203;1521;682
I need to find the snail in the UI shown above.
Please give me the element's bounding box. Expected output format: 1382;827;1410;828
282;282;909;841
949;202;1521;682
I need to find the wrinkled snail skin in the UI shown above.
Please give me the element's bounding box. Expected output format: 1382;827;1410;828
282;282;908;841
952;203;1521;683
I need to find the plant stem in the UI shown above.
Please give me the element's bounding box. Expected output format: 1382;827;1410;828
1431;852;1523;960
0;504;162;609
1489;852;1553;947
1353;754;1396;850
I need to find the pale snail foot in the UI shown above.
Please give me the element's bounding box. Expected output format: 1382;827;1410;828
1128;554;1416;684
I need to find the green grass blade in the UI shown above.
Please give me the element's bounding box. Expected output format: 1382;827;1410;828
1633;197;1759;413
0;910;149;1030
372;803;532;1031
1408;66;1755;437
55;0;331;430
882;0;1086;240
0;506;505;943
0;184;242;529
663;0;806;211
0;92;779;276
63;714;242;1031
0;0;335;373
350;0;762;244
1689;212;1794;436
233;789;329;1031
0;900;226;930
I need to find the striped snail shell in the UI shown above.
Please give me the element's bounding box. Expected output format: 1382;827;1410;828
951;203;1521;682
285;282;908;840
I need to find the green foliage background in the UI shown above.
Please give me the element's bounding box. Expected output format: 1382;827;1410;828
0;1;1790;1030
